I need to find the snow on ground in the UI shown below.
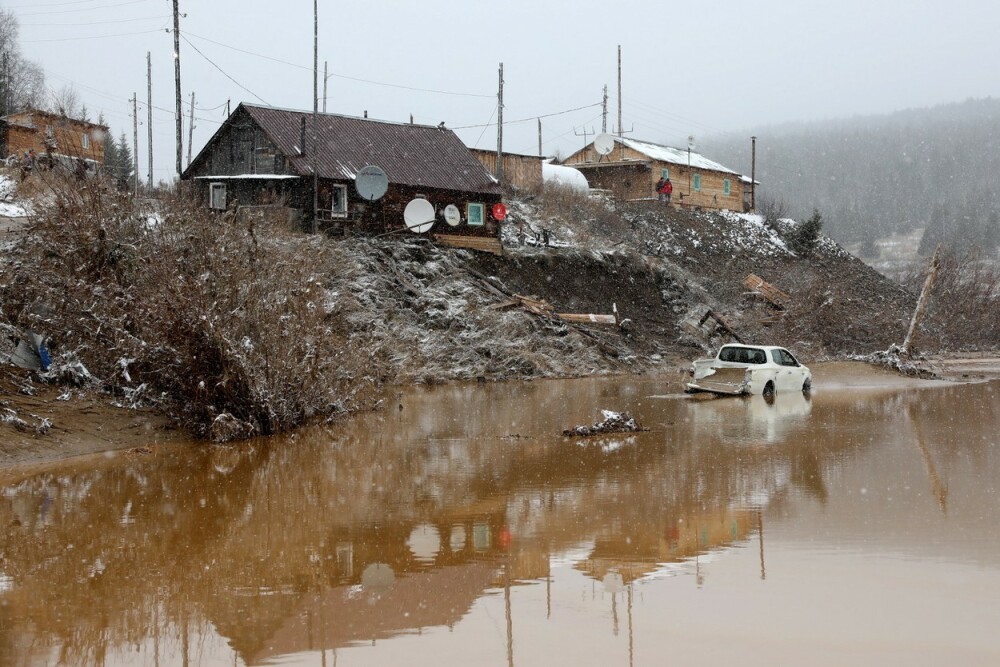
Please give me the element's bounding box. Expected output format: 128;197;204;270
0;175;29;217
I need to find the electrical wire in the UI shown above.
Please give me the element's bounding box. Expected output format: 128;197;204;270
450;102;602;130
180;34;270;106
22;15;170;27
13;0;154;17
471;105;498;150
22;28;162;42
183;31;495;99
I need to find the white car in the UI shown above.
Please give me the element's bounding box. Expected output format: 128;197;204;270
685;344;812;397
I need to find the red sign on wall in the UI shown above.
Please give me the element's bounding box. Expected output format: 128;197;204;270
492;202;508;221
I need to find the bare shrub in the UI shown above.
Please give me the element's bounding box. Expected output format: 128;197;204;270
902;248;1000;350
757;194;788;227
0;174;380;439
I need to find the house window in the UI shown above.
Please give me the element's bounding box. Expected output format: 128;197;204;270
209;182;227;210
661;168;669;179
318;183;348;218
81;133;90;150
723;178;731;196
467;202;485;226
45;125;54;138
693;174;702;192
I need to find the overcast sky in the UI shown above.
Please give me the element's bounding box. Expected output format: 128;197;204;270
11;0;1000;183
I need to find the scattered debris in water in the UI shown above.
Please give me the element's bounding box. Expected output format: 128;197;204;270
562;410;648;437
857;344;936;378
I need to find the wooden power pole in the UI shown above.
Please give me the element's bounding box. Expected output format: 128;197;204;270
147;51;153;188
751;136;757;212
901;244;942;357
496;62;504;186
172;0;183;178
186;91;195;168
131;93;139;197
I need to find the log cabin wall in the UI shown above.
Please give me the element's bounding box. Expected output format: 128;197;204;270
2;110;106;164
469;149;543;192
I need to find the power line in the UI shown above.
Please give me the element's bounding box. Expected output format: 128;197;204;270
184;31;494;99
21;15;170;27
180;34;270;106
14;0;154;16
450;102;601;130
22;28;162;42
5;0;124;7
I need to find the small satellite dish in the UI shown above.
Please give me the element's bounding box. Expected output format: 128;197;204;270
491;202;507;221
443;204;461;226
403;198;436;233
355;164;389;201
593;133;615;156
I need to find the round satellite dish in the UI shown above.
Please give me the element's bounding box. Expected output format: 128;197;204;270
443;204;461;226
593;133;615;156
403;198;436;233
355;164;389;201
491;202;508;221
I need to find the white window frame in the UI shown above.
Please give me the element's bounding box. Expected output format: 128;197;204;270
209;182;227;210
467;202;485;226
329;184;348;218
81;133;90;150
45;124;54;138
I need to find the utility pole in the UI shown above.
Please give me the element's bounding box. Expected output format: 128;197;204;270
311;0;318;234
187;91;195;168
750;136;757;212
617;45;623;160
147;51;153;189
687;135;694;199
131;93;139;197
537;118;542;157
172;0;183;178
323;60;328;113
496;62;504;186
601;84;608;133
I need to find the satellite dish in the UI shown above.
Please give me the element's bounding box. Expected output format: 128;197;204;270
593;133;615;156
355;164;389;201
403;198;436;233
443;204;461;226
491;202;507;221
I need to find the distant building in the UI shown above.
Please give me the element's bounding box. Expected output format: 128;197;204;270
564;137;754;212
1;109;107;169
183;104;503;249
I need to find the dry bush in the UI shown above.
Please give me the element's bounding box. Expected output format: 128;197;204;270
0;175;380;439
903;249;1000;350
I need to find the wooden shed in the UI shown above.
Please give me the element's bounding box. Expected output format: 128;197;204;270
182;104;503;247
469;148;544;192
564;137;751;212
1;109;107;168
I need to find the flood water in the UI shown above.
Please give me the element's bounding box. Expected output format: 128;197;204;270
2;372;999;666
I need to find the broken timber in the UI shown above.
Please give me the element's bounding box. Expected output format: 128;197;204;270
680;304;744;343
433;233;504;256
743;273;790;310
490;294;622;327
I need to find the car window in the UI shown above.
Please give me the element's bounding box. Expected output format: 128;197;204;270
773;349;800;367
719;347;766;364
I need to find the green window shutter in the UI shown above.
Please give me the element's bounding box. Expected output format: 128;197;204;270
693;174;701;192
723;178;731;195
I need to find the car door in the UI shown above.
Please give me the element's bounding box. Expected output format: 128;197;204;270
772;348;803;391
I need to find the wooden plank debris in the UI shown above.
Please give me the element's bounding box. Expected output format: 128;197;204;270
680;304;743;343
743;273;790;309
490;294;621;326
433;233;504;255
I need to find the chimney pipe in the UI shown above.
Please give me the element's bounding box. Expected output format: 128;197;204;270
299;117;306;156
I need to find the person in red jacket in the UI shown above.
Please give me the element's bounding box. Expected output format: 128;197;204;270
661;178;673;205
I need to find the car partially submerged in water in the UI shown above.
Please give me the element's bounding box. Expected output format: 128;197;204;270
685;344;811;397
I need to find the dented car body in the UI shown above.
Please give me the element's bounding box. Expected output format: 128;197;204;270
686;344;811;397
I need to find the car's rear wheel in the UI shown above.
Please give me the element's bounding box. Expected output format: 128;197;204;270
763;381;776;398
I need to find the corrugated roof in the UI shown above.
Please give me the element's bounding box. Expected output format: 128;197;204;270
617;137;742;176
242;104;500;195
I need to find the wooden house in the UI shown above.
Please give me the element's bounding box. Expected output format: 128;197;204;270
1;109;107;168
183;104;503;248
564;137;752;212
469;148;544;192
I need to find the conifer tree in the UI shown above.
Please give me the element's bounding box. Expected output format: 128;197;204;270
116;131;134;191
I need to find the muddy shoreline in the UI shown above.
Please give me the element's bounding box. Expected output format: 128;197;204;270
3;357;996;475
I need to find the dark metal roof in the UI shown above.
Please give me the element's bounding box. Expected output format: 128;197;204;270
241;104;500;195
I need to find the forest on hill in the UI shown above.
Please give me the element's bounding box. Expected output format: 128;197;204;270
710;98;1000;254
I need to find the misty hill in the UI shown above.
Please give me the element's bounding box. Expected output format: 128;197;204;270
708;98;1000;249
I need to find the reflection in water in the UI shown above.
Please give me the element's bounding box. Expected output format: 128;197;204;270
0;378;998;664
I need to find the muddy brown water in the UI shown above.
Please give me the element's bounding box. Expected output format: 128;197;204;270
1;371;999;666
